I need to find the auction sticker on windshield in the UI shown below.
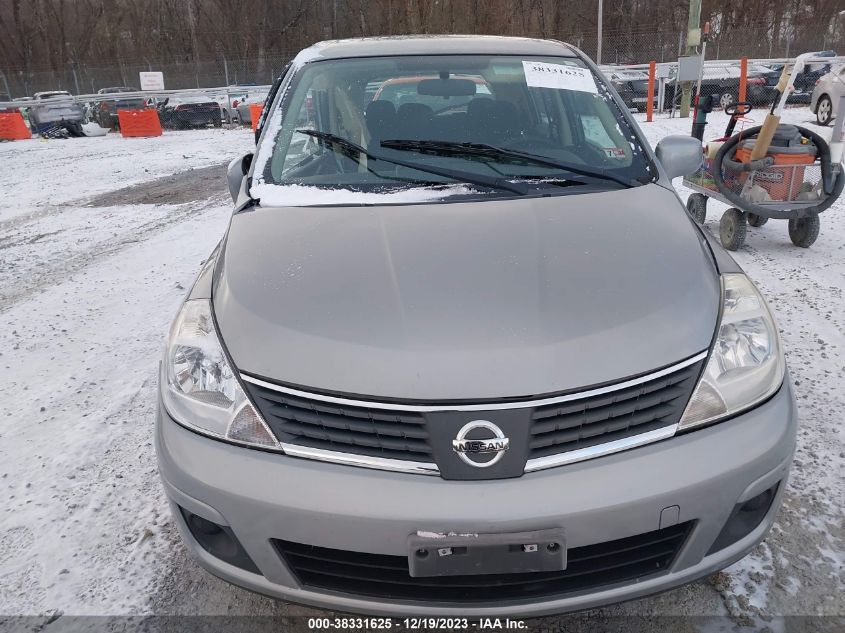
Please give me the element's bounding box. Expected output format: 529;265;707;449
522;61;597;93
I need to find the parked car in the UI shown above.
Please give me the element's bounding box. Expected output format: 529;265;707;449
214;84;267;123
157;36;795;617
606;69;656;111
157;95;222;129
810;64;845;125
762;62;828;106
665;65;777;109
235;91;270;125
28;91;84;133
93;86;146;129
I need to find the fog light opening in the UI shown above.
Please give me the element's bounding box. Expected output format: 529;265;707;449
188;513;222;536
707;482;780;555
178;506;261;574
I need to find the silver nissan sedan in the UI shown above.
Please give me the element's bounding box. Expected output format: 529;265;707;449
155;36;796;617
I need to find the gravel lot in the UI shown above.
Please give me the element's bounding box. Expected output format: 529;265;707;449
0;115;842;632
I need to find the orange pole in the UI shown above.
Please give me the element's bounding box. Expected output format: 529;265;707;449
738;57;748;104
646;61;656;122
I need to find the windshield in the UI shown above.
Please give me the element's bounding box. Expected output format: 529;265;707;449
253;55;653;202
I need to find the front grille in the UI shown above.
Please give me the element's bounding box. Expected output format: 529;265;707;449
528;361;702;459
244;381;432;461
274;522;692;602
242;355;702;471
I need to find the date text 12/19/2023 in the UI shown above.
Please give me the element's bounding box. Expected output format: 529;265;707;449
307;617;529;630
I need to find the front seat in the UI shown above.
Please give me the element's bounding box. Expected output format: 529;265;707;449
395;103;434;140
365;100;398;150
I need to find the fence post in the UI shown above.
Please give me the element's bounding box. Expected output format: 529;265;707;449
738;57;748;104
0;71;11;98
647;61;656;122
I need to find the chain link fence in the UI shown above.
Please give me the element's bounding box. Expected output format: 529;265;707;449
2;20;841;99
1;54;296;99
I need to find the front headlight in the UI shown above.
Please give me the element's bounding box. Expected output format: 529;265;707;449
161;299;279;449
679;273;785;430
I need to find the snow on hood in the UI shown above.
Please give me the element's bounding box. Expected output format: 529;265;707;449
250;182;477;206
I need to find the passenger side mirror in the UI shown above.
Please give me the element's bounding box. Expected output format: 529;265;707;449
654;135;703;180
227;152;253;203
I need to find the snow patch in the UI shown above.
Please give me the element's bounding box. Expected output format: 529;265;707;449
251;182;477;206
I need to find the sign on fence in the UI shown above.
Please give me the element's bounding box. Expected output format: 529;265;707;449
139;71;165;91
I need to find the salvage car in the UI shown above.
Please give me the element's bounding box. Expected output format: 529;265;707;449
157;95;222;129
28;90;85;133
93;86;146;129
157;36;796;617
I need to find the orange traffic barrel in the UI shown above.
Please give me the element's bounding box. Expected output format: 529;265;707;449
118;109;163;138
249;104;263;132
0;112;32;140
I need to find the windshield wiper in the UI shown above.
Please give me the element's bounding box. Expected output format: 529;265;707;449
379;139;637;189
295;129;530;196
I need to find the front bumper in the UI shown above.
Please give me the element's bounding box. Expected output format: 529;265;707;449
156;381;797;617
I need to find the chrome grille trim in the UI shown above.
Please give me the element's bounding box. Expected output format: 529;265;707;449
523;424;678;473
279;443;441;475
238;351;706;476
240;351;707;413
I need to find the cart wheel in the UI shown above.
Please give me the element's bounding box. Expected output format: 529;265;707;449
720;208;747;251
686;193;708;224
747;213;768;227
788;215;820;248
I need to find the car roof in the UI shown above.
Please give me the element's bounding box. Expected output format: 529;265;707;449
293;35;578;64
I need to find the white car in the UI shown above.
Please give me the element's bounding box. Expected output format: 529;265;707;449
810;65;845;125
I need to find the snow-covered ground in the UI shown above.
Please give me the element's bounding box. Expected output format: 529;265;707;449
0;112;842;628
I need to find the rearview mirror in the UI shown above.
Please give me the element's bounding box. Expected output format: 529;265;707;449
227;152;253;203
654;135;703;180
417;78;476;97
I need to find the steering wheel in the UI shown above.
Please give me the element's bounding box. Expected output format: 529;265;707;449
724;102;752;116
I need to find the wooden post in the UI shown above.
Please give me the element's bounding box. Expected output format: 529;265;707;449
738;57;748;104
647;61;656;122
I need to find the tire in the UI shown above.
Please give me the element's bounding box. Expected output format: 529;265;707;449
719;92;735;109
213;118;222;128
747;213;769;227
720;208;747;251
686;193;708;224
816;95;833;126
788;215;820;248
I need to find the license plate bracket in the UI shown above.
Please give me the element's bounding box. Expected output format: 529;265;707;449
407;528;566;578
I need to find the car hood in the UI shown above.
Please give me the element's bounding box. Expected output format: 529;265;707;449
214;184;720;400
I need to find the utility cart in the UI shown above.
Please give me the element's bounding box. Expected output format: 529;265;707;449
683;53;845;250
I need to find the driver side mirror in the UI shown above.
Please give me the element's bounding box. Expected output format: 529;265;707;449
654;135;703;180
227;152;253;203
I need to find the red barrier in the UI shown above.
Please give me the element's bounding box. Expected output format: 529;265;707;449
646;61;656;122
118;109;162;138
0;112;32;140
249;104;263;132
738;57;748;104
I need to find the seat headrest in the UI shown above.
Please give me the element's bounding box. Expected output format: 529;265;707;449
366;100;396;121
